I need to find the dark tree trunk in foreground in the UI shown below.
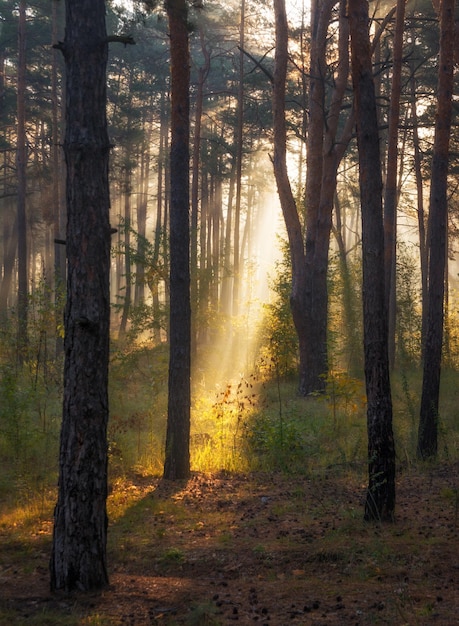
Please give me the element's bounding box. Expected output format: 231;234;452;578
163;0;191;480
418;0;455;460
349;0;395;522
50;0;111;591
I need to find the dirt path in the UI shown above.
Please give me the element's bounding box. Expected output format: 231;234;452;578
0;465;458;624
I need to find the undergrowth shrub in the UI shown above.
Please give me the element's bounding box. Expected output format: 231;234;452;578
0;361;61;508
257;242;298;379
241;375;368;474
396;242;422;365
109;340;169;475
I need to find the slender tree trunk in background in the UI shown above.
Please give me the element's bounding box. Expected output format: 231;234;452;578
52;0;65;356
135;120;151;306
0;212;17;315
232;0;245;317
163;0;191;481
349;0;395;522
444;241;451;364
17;0;28;362
332;195;361;373
418;0;455;460
0;52;4;110
383;0;405;370
239;164;254;276
191;28;210;356
210;176;221;310
50;0;111;591
115;195;123;325
197;169;208;342
221;159;236;316
410;72;428;359
119;133;133;337
151;91;168;344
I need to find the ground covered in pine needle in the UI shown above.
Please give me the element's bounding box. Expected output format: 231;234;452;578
0;464;458;625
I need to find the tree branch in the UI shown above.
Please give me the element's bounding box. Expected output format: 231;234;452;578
238;45;273;83
105;34;136;46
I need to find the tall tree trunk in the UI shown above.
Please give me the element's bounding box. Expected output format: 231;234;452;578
221;159;236;316
118;155;132;337
332;194;361;373
52;0;65;357
383;0;405;369
135;118;151;306
272;0;307;389
50;0;111;591
232;0;245;317
191;28;210;356
349;0;395;522
410;72;428;359
0;211;17;315
163;0;191;481
275;0;353;395
418;0;455;460
304;0;352;393
151;90;168;344
301;0;331;394
210;175;221;311
17;0;28;362
198;168;209;343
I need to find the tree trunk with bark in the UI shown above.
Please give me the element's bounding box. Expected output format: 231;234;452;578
118;143;132;337
50;0;111;591
51;0;65;357
274;0;353;395
349;0;396;522
163;0;191;481
16;0;28;361
383;0;405;369
418;0;455;460
191;27;210;356
0;211;17;315
272;0;307;388
232;0;245;317
408;68;428;358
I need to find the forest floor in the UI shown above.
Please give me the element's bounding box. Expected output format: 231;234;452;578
0;463;458;625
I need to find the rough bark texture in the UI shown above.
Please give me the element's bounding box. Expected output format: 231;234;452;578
163;0;191;480
418;0;455;460
50;0;111;591
349;0;396;522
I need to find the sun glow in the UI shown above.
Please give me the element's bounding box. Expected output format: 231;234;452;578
190;185;285;470
195;188;284;389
